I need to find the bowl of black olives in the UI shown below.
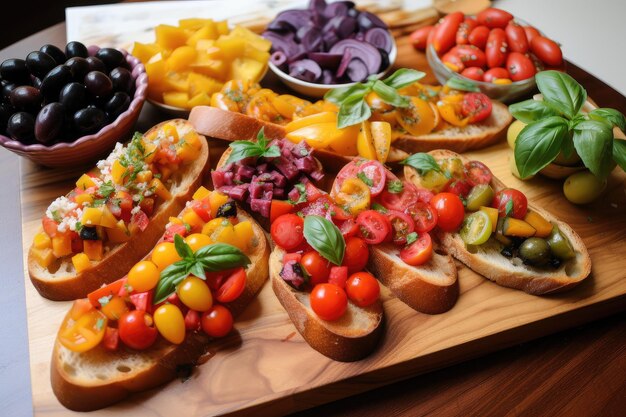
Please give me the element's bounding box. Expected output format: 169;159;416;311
0;41;147;167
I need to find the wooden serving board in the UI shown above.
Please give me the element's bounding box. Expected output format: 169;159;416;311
19;27;626;417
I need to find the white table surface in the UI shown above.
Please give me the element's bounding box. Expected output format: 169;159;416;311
1;1;625;415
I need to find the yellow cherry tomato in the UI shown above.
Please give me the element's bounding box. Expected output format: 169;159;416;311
365;91;393;113
58;302;107;353
151;242;182;270
153;304;186;344
246;89;282;123
185;233;212;252
100;296;129;321
396;97;437;136
177;276;213;312
335;178;371;215
128;260;161;292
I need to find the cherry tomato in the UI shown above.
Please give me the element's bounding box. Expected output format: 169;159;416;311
476;8;513;29
486;28;508;68
201;304;233;337
215;267;247;303
468;25;490;49
189;198;211;222
441;51;465;73
184;309;201;331
356;210;391;244
357;160;386;196
331;160;360;197
346;272;380;307
270;213;304;251
456;17;478;45
270;199;294;224
405;201;438;233
449;45;487;68
530;36;563;66
400;233;433;266
483;67;510;83
445;179;472;197
492;188;528;219
100;296;129;321
153;304;186;344
507;52;536;81
338;218;359;238
409;25;434;51
185;233;212;252
415;187;435;204
386;210;415;245
432;11;464;54
379;181;419;211
461;67;485;82
163;224;188;242
152;241;182;270
342;237;369;274
177;276;213;311
430;192;465;232
334;177;371;216
464;160;493;186
301;251;331;286
127;260;160;292
461;92;492;123
118;310;158;350
310;283;348;321
58;303;107;353
523;26;541;45
505;22;529;53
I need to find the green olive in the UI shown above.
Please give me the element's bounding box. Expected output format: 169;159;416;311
509;154;533;180
519;237;551;265
466;184;495;211
563;171;607;204
547;225;575;260
553;150;582;166
507;120;526;149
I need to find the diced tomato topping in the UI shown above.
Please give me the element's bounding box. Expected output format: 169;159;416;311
190;198;211;222
88;279;126;307
338;218;359;238
129;291;153;312
283;253;302;264
184;309;201;331
139;198;155;217
328;266;349;289
131;210;150;232
270;199;294;224
42;216;59;237
102;327;119;351
163;223;188;242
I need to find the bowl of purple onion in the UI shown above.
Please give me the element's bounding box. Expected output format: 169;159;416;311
264;0;397;98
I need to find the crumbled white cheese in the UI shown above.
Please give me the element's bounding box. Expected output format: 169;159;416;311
131;206;141;215
97;142;125;179
144;190;153;197
46;197;77;221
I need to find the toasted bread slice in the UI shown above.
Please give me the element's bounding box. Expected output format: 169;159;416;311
51;209;269;411
404;149;591;295
269;247;384;362
29;120;210;301
393;101;512;154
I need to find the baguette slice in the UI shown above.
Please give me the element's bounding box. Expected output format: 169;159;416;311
393;101;512;154
404;149;591;295
29;119;210;301
269;247;384;362
51;209;269;411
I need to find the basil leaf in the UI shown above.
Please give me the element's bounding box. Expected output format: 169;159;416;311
262;145;281;159
372;80;410;108
256;127;267;145
195;243;251;271
174;234;194;259
189;262;207;280
357;171;374;187
406;232;418;245
514;116;568;178
324;83;371;104
508;99;560;124
383;68;426;90
589;108;626;132
613;139;626;172
573;120;614;180
561;132;576;158
303;215;345;265
505;200;514;217
225;141;263;165
372;202;388;213
400;152;442;175
445;77;480;92
154;262;188;304
536;71;587;119
337;96;371;129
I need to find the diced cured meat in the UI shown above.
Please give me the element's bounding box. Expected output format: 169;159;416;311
280;260;306;290
220;184;248;201
250;198;271;218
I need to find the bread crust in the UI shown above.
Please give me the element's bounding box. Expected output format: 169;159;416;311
404;149;592;295
269;247;384;362
51;209;269;411
29;120;210;301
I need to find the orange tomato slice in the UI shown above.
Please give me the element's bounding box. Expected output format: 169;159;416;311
395;97;437;136
58;302;108;353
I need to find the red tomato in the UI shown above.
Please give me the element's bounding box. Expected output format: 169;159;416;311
102;327;119;351
42;216;59;237
430;192;465;232
163;223;188;242
461;92;492;123
400;233;433;266
441;52;465;73
379;181;419;211
483;67;510;83
410;25;434;51
346;272;380;307
492;188;528;219
445;179;472;197
139;198;155;217
201;305;233;338
432;11;465;54
304;182;324;203
505;22;529;53
415;187;435;204
456;17;478;45
405;202;438;233
461;67;485;81
342;237;369;274
330;203;352;221
357;160;386;196
427;22;439;46
270;213;304;251
331;160;360;196
338;218;359;238
129;291;153;313
184;309;201;331
449;45;487;68
310;283;348;321
215;267;246;303
270;200;293;224
530;36;563;66
476;8;513;29
464;161;493;186
301;251;331;286
523;26;541;45
118;310;158;350
486;28;508;68
507;52;536;81
356;210;391;244
190;198;211;222
131;210;149;232
328;266;348;289
88;279;125;307
468;25;490;49
283;253;302;264
386;210;415;245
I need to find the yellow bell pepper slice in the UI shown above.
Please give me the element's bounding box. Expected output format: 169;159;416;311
356;121;377;160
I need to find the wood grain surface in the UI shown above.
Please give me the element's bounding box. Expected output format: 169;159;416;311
15;19;626;417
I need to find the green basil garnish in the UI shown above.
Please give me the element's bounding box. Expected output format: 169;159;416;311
589;108;626;132
572;120;614;179
357;171;374;187
400;152;442;175
387;180;404;194
303;215;345;266
225;127;280;165
613;139;626;172
405;232;418;245
514;116;568;179
508;99;559;124
372;202;388;213
445;76;480;93
535;71;587;119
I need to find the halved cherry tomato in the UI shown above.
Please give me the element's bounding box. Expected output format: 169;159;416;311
301;251;331;286
523;26;541;45
129;291;153;313
507;52;536;81
400;233;433;266
88;279;126;307
483;67;510;83
445;179;472;197
201;304;233;337
430;192;465;232
310;283;348;321
346;272;380;307
505;22;529;53
42;216;59;237
270;200;294;224
441;52;465;73
356;210;391;244
270;213;304;251
464;160;493;186
461;92;492;123
415;187;435;204
379;181;419;211
163;223;188;242
190;198;211;222
342;237;369;274
334;177;371;215
468;25;490;49
118;310;158;350
356;160;386;196
530;36;563;66
405;201;438;233
338;218;359;238
131;209;149;232
476;8;513;29
492;188;528;219
449;45;487;68
395;97;437;136
461;67;485;82
58;302;108;353
215;267;247;303
486;28;508;68
328;266;349;289
432;11;464;54
386;210;415;245
184;309;201;331
456;17;478;45
331;160;360;197
409;25;434;51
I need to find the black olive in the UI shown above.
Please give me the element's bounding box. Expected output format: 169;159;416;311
10;86;42;113
25;51;57;79
104;92;130;120
73;107;106;135
35;102;64;144
500;246;514;258
39;44;67;65
216;201;237;218
65;41;88;59
40;65;72;102
2;82;18;105
65;57;90;81
0;59;30;84
95;48;125;71
109;67;133;94
549;257;562;269
79;226;99;240
0;102;12;132
7;112;35;142
32;77;43;89
84;71;113;97
59;82;88;113
86;56;106;73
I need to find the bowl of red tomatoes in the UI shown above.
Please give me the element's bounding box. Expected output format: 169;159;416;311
423;7;564;102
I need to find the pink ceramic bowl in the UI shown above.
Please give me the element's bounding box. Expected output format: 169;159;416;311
0;46;147;168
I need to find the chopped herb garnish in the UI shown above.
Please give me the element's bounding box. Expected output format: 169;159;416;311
372;203;388;213
406;232;418;245
505;199;514;217
98;295;112;306
357;172;374;187
98;181;115;199
50;210;62;222
184;223;192;232
387;180;403;194
95;318;105;331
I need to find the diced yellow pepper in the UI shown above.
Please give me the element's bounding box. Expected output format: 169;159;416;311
52;235;72;258
229;58;266;83
150;178;172;200
186;24;219;46
169;216;183;225
144;142;158;164
84;240;103;261
76;174;96;190
74;193;93;206
163;92;189;108
106;220;131;243
229;26;272;52
216;20;229;36
179;18;214;30
193;186;211;201
111;159;126;185
136;170;153;183
33;232;51;249
524;211;553;238
502;218;536;237
82;207;103;227
162;123;179;142
72;253;91;273
187;92;211;108
183;209;205;231
32;247;55;268
233;221;253;251
166;46;197;72
371;121;391;163
164;72;189;93
243;47;270;64
155;24;189;50
131;42;162;63
215;223;238;246
357;121;377;160
145;52;167;84
215;36;246;62
202;217;226;237
190;56;226;79
187;72;222;97
100;205;118;229
285;112;337;132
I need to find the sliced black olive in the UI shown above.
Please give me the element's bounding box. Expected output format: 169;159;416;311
500;246;514;258
79;226;99;240
216;201;237;218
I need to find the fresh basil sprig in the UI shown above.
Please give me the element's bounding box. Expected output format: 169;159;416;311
153;234;250;304
303;215;345;265
511;70;626;180
324;68;425;129
225;127;280;165
445;77;480;93
400;152;442;175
